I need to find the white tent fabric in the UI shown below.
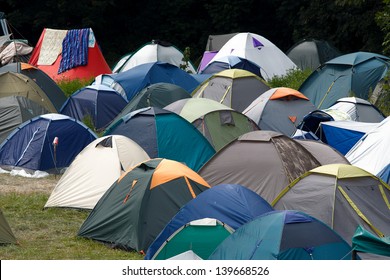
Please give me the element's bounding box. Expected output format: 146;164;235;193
118;41;196;73
167;250;203;260
346;117;390;179
44;135;150;210
327;97;385;123
206;32;297;81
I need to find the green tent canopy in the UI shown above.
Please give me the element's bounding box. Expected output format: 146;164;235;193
0;209;17;245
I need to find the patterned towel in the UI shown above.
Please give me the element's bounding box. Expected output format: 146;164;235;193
37;28;68;65
58;28;90;74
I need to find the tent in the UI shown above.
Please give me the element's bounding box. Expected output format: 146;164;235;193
286;39;342;71
197;33;239;73
205;32;297;81
44;135;150;210
60;84;127;132
0;209;17;245
320;120;379;155
145;183;274;260
104;107;216;172
113;40;196;74
272;164;390;257
0;113;97;174
0;71;59;143
29;28;112;82
352;225;390;258
299;52;390;109
208;210;353;260
243;87;316;136
346;117;390;184
200;55;263;78
198;130;323;204
109;82;191;125
151;218;234;260
95;62;199;102
165;98;259;151
295;139;350;165
0;62;67;111
192;69;270;112
78;158;210;253
327;97;385;123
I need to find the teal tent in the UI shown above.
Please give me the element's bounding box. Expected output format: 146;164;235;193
299;52;390;109
151;218;233;260
209;210;354;260
352;225;390;259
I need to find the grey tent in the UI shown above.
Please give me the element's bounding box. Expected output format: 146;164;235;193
286;39;342;71
205;33;239;52
0;209;17;245
272;164;390;259
198;130;322;203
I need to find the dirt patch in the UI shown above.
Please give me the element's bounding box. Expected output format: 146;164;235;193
0;173;61;195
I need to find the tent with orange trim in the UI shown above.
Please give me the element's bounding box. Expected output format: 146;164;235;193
243;87;316;136
29;28;111;82
77;158;210;253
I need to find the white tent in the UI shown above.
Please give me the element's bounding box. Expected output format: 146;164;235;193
113;40;196;74
346;117;390;184
206;32;297;81
44;135;150;210
327;97;385;123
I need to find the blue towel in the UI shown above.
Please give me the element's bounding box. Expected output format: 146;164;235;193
58;28;90;74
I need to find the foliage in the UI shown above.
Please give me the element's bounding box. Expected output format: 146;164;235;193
369;71;390;116
179;46;193;73
0;191;143;259
376;0;390;55
267;68;313;90
57;78;94;98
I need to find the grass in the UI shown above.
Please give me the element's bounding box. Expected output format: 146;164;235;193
0;191;144;260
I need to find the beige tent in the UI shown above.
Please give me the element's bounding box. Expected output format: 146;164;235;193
44;135;150;210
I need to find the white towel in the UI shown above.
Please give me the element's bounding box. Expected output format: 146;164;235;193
37;28;68;65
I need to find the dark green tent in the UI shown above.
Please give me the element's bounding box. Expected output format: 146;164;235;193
78;158;210;253
0;209;17;245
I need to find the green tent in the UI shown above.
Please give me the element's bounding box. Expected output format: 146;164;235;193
352;225;390;259
165;98;259;151
151;218;234;260
78;158;210;253
0;209;17;245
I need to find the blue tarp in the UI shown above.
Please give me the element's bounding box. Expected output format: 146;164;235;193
145;184;274;259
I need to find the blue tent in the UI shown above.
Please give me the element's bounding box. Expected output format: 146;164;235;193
96;62;199;102
145;184;274;259
200;55;263;78
60;84;127;132
104;107;215;171
320;121;378;155
0;113;97;173
208;210;354;260
299;52;390;109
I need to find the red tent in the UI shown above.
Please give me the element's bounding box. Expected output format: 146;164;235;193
29;28;111;82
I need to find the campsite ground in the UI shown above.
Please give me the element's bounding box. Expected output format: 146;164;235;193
0;173;144;260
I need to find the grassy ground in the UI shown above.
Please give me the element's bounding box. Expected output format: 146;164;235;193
0;174;144;260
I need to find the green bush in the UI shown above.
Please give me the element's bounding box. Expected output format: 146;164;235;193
267;68;313;90
57;78;94;98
